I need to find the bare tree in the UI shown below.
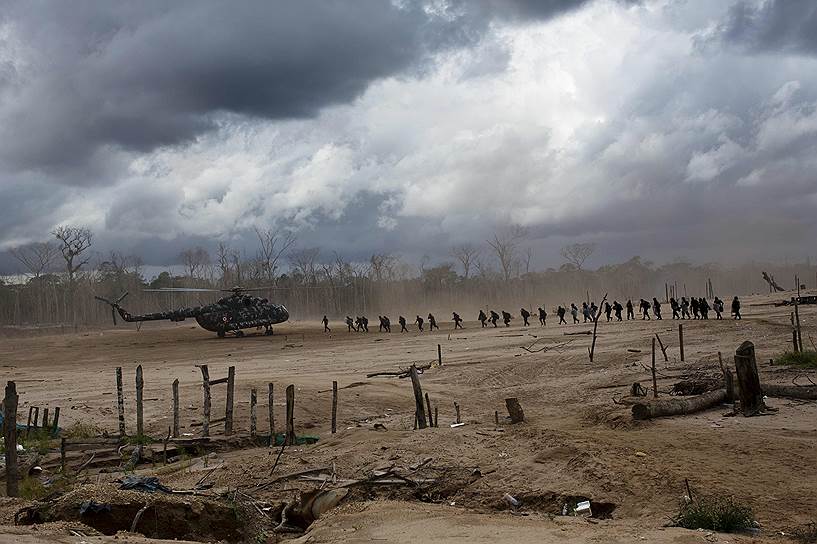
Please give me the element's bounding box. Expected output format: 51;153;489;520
10;241;58;279
523;247;534;275
52;226;93;282
451;243;481;279
255;228;297;281
180;247;210;279
370;253;397;282
289;247;321;283
486;226;527;281
560;242;596;270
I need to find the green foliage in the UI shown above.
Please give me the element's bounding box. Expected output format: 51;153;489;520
62;420;100;439
673;495;754;533
776;350;817;368
19;477;48;500
21;429;53;455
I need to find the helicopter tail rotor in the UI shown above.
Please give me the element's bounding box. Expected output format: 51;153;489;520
94;292;129;326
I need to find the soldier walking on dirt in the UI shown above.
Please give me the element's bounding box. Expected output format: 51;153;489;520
652;298;662;320
520;308;530;327
399;315;408;332
571;303;579;324
322;315;331;332
557;305;567;325
382;315;392;332
639;299;651;320
613;300;623;321
680;297;690;319
731;296;741;319
360;316;369;332
415;315;425;331
604;302;612;322
670;298;680;319
490;310;500;327
582;302;591;323
626;299;635;320
538;307;547;326
502;311;512;327
713;297;724;319
453;312;463;329
346;316;356;332
428;313;439;331
691;297;700;319
478;309;488;327
378;316;385;332
699;298;710;320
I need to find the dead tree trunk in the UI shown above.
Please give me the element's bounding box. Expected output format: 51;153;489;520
225;366;235;436
409;366;427;429
4;381;19;497
116;367;126;437
285;384;296;445
331;381;338;434
734;341;765;416
632;389;726;420
135;365;144;438
505;398;525;423
172;379;180;438
200;365;211;437
762;384;817;400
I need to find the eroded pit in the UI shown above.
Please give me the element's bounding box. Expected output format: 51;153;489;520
493;492;617;519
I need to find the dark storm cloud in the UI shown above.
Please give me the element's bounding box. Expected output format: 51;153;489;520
719;0;817;54
0;0;600;180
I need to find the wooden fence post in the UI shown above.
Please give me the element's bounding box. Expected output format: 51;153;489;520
172;379;180;438
651;337;658;398
734;341;764;416
454;402;461;424
793;299;803;353
437;344;442;366
42;408;49;431
250;388;257;438
791;312;800;352
225;366;235;436
4;381;19;497
26;406;33;437
409;366;427;429
678;324;685;362
200;365;211;437
116;366;126;437
434;406;438;428
268;383;275;442
285;385;296;445
135;365;144;438
424;392;433;428
32;407;39;429
331;381;338;434
51;406;60;436
655;333;668;362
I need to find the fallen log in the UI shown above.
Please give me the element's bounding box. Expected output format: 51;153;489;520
367;362;432;379
762;384;817;400
632;389;727;420
564;331;592;336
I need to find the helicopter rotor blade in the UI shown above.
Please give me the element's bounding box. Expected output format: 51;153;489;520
115;292;129;304
143;288;221;293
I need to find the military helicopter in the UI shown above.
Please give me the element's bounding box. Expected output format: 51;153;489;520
95;286;289;337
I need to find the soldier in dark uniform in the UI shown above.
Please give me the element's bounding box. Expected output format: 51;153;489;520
322;315;330;332
590;302;598;321
520;308;530;326
571;303;579;324
652;298;662;320
399;315;408;332
731;296;741;319
538;307;547;326
626;299;635;320
690;297;700;319
670;297;680;319
360;316;369;332
699;298;710;320
453;312;463;329
713;297;724;319
489;310;500;327
582;302;591;323
502;310;512;327
613;300;623;321
639;299;651;320
415;315;424;331
378;316;385;332
428;313;439;331
604;302;612;322
557;305;567;325
346;316;356;332
478;309;488;327
382;315;391;332
680;297;691;319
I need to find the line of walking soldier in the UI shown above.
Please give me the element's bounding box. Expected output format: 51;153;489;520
325;296;741;333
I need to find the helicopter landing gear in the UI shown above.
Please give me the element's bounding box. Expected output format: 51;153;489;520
217;329;226;338
235;330;245;338
264;326;273;336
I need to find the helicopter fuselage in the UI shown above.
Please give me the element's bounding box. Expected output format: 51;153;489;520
116;293;289;336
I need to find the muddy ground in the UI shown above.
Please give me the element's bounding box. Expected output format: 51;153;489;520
0;291;815;543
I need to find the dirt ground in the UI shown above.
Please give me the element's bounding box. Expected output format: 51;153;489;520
1;291;815;543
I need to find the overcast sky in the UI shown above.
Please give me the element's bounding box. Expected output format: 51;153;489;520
1;0;816;273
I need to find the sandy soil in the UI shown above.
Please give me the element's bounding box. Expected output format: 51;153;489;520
0;291;815;542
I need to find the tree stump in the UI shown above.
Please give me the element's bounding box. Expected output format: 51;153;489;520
734;341;765;416
409;366;427;429
505;398;525;423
